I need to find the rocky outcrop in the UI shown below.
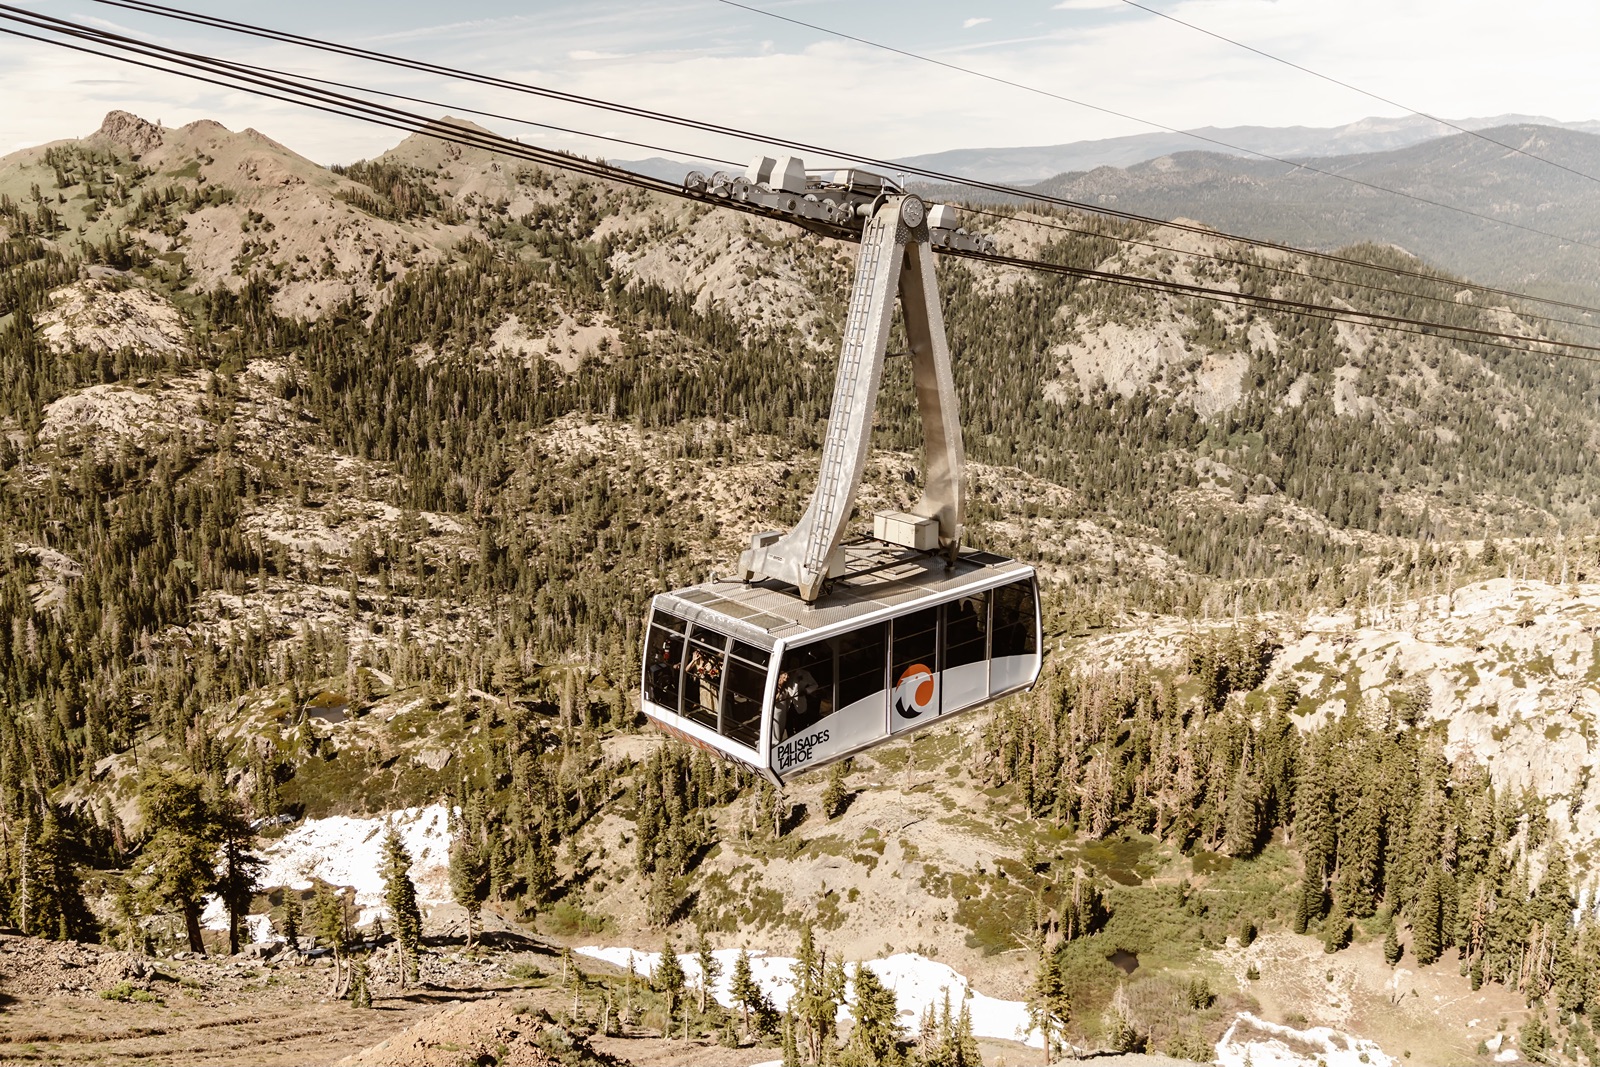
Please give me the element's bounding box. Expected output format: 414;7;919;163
92;110;164;156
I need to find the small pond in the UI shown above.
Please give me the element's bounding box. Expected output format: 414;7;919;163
1107;949;1140;975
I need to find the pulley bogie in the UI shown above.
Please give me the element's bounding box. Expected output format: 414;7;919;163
684;154;995;253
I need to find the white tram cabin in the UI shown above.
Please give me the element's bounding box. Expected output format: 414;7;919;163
640;543;1042;783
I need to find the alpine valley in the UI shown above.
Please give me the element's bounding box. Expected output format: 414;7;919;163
4;110;1600;1067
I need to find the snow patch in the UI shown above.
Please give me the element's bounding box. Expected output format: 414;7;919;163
199;899;276;943
255;803;454;913
1216;1011;1394;1067
575;947;1041;1048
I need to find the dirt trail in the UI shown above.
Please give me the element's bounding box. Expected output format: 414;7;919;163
0;933;508;1066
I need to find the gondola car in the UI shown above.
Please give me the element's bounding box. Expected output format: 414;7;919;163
641;162;1043;782
641;541;1039;784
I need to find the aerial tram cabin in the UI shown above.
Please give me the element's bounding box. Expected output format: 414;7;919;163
641;158;1044;784
644;543;1039;782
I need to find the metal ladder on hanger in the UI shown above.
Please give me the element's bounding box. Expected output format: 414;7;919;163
739;195;966;602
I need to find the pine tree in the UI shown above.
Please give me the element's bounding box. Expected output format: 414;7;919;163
822;762;848;820
782;1009;800;1066
694;928;721;1014
1323;896;1352;953
1413;867;1444;966
1028;949;1070;1066
214;798;263;956
349;956;372;1009
314;881;351;997
1383;924;1403;966
729;948;767;1038
381;828;423;986
137;769;219;953
655;936;687;1031
281;894;302;952
22;808;95;942
449;833;487;948
955;1001;982;1067
841;962;902;1065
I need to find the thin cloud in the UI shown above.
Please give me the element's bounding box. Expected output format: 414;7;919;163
963;17;992;28
569;49;630;60
1052;0;1121;9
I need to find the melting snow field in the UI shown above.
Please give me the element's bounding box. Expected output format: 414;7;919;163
578;946;1399;1065
575;946;1041;1048
1215;1012;1396;1067
197;812;1394;1067
203;804;455;935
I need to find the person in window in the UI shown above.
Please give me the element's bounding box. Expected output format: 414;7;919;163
776;665;820;735
648;642;680;704
687;647;721;713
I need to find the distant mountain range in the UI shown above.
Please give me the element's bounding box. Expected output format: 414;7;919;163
613;113;1600;188
1012;123;1600;309
892;113;1600;184
617;118;1600;308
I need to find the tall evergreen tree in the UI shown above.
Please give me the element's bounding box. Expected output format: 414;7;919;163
841;962;902;1066
381;828;424;986
654;936;687;1031
1028;949;1070;1066
214;798;263;956
694;928;721;1014
138;769;219;953
1413;866;1444;966
449;833;487;948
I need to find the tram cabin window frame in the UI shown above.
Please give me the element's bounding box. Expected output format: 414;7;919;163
643;609;772;756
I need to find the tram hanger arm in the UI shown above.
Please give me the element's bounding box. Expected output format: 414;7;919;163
738;193;967;601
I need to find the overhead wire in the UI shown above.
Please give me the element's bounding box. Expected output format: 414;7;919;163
35;2;1589;335
0;8;688;198
713;0;1600;252
3;9;1599;363
220;64;742;170
942;245;1600;363
81;0;1600;317
1112;0;1600;189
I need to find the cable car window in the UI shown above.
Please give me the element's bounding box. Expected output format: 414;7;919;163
731;640;771;668
942;593;989;712
644;624;685;711
776;641;835;741
689;624;730;651
991;578;1039;695
721;657;766;748
835;622;887;711
943;594;988;670
684;627;728;730
891;606;940;720
992;580;1038;659
651;610;687;634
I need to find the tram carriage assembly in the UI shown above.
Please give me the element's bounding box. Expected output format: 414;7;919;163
641;156;1043;784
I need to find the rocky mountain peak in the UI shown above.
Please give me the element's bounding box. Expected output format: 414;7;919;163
92;109;164;156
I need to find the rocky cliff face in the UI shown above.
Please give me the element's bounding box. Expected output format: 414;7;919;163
1276;576;1600;849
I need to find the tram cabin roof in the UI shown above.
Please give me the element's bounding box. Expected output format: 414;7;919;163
654;541;1033;648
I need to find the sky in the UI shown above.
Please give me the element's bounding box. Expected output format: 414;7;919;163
2;0;1598;166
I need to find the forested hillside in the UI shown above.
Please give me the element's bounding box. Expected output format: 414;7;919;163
5;110;1600;1063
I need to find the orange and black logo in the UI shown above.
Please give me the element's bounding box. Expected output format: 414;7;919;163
893;663;937;719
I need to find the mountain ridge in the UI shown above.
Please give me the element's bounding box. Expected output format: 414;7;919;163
890;112;1600;184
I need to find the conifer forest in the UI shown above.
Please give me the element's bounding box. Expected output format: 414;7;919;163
4;110;1600;1066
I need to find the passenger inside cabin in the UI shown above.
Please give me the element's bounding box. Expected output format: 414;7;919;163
776;667;813;713
687;647;722;712
647;641;681;705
